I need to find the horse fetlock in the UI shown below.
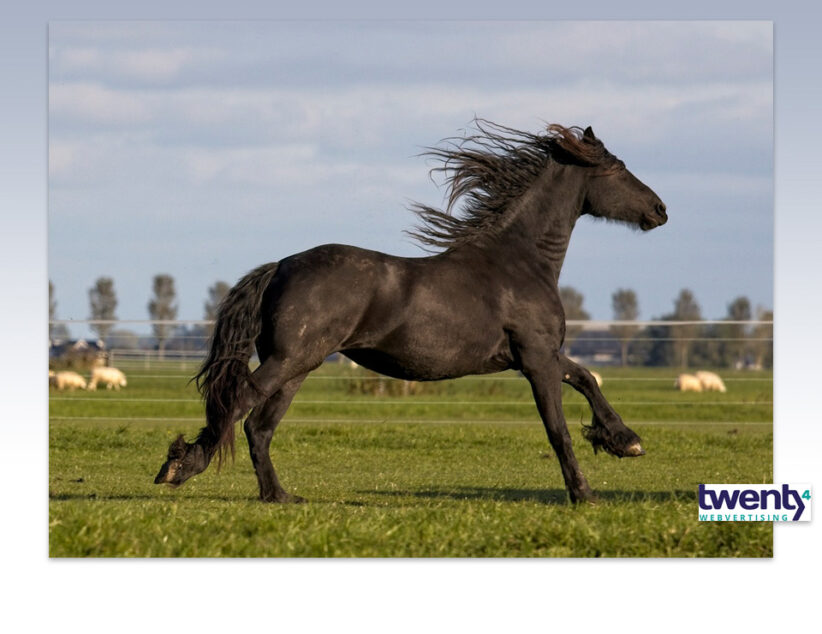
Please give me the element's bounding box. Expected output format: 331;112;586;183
262;491;307;504
582;419;644;458
568;479;595;504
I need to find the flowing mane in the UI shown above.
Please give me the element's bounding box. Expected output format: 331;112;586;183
408;119;622;249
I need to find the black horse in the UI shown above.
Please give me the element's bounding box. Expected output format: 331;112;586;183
155;121;667;503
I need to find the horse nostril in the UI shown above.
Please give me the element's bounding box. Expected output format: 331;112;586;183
655;202;667;217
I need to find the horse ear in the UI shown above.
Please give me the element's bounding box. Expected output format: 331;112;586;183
583;126;596;140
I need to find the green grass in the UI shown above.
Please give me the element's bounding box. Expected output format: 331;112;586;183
49;363;772;557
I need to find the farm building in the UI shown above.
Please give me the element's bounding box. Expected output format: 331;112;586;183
49;338;107;369
564;329;621;366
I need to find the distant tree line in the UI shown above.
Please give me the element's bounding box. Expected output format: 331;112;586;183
560;286;772;369
49;275;229;354
49;277;772;368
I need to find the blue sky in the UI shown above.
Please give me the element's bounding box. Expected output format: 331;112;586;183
48;21;773;335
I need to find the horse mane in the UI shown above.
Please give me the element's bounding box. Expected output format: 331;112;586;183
407;119;621;249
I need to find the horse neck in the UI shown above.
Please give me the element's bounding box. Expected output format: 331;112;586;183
495;165;584;283
534;226;574;282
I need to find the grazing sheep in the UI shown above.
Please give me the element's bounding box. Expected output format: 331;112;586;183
88;366;127;391
53;370;88;391
590;370;603;387
674;373;703;392
695;370;727;393
49;370;56;387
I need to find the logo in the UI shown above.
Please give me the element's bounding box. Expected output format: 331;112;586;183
698;484;812;522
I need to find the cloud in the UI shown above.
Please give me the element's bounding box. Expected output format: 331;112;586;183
49;78;771;140
51;35;227;83
48;77;772;195
47;20;773;325
50;82;151;124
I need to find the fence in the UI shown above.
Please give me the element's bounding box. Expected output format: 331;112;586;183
49;318;773;369
48;319;773;427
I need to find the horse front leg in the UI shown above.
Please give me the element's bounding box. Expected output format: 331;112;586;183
244;374;307;503
521;349;594;503
559;355;644;458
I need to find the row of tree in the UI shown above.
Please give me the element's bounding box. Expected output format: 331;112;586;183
562;287;772;369
49;277;772;368
49;275;229;353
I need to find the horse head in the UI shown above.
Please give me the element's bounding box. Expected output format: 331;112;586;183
577;126;667;231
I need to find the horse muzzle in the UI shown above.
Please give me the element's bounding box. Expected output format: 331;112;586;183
640;206;667;231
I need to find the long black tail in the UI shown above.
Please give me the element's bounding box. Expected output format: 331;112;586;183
193;261;280;464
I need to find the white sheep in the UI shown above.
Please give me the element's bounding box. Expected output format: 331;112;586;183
53;370;88;391
88;366;127;391
674;373;703;392
695;370;727;393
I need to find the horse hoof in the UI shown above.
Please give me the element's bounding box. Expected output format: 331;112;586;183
571;490;597;505
266;493;307;504
623;443;645;457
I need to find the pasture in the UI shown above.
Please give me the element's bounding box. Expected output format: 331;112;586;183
49;362;773;557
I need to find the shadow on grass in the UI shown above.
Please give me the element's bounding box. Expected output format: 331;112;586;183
364;487;697;505
49;492;255;503
49;487;696;506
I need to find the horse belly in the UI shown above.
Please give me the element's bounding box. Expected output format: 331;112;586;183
343;331;513;381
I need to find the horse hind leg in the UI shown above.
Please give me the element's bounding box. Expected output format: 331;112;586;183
244;374;307;503
155;357;305;488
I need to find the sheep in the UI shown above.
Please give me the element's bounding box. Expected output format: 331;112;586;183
88;366;127;391
674;373;703;392
590;370;603;387
53;370;88;391
695;370;727;393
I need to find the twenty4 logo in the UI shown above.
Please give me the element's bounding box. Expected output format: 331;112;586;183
698;483;812;522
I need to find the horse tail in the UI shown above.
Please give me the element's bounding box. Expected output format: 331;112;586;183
193;261;280;466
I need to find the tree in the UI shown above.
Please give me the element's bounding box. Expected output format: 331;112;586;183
721;296;752;368
107;329;140;350
49;280;56;339
89;277;118;342
204;281;230;338
611;288;639;366
49;280;56;322
670;289;702;368
49;280;70;342
560;286;589;353
148;274;178;356
751;307;773;369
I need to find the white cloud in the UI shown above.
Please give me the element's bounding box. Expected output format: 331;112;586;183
119;48;205;82
52;44;226;82
48;141;73;178
50;82;151;124
183;145;320;185
48;78;771;151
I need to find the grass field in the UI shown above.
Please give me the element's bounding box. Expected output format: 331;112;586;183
49;362;773;557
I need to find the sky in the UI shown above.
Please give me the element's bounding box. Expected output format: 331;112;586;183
48;20;773;337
